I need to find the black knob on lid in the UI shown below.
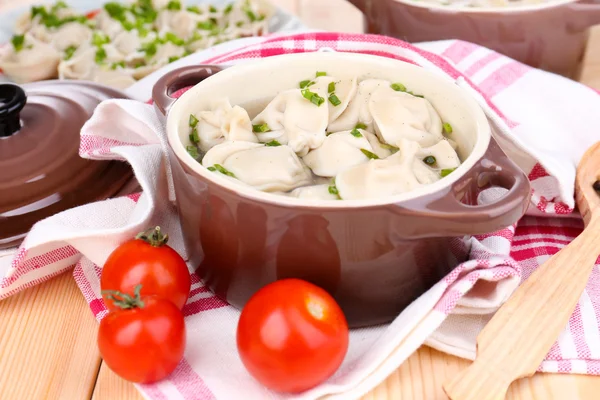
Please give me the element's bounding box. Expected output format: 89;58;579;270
0;84;27;138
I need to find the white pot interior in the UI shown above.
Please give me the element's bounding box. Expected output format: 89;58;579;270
167;51;491;208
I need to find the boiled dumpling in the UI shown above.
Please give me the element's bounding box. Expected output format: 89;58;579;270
302;129;373;177
91;69;136;90
289;185;339;200
194;99;258;152
417;140;461;170
252;87;329;156
149;41;186;65
202;141;313;192
58;46;96;80
51;23;93;52
0;35;60;83
364;131;395;159
155;10;201;40
369;86;443;148
327;79;390;132
94;10;126;38
335;139;422;200
308;76;358;123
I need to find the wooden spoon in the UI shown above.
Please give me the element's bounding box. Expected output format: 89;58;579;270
443;142;600;400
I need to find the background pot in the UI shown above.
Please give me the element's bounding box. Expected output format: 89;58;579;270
153;55;531;327
346;0;600;77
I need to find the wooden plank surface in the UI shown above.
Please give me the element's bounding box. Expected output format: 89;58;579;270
1;1;600;400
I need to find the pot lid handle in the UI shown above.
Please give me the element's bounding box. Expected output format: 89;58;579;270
0;84;27;138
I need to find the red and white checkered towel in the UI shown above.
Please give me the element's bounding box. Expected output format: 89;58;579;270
2;32;600;399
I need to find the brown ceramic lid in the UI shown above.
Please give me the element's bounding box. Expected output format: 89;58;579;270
0;81;133;249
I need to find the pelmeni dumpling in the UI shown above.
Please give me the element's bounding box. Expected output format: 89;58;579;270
58;46;96;80
417;140;461;170
51;23;93;51
0;35;60;83
149;41;186;65
194;99;258;152
327;79;390;132
364;131;395;159
369;86;443;148
308;76;358;123
302;129;373;177
155;10;201;40
202;141;313;192
252;87;329;156
91;69;136;90
335;139;423;200
289;184;339;200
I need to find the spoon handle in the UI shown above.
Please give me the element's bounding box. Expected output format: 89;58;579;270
443;220;600;400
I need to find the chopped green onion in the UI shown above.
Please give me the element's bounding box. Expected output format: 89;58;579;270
189;114;199;128
95;47;107;64
11;34;25;52
350;128;363;138
207;166;216;171
140;41;157;57
111;61;126;70
299;80;313;89
52;1;68;11
423;156;436;166
209;164;236;177
328;94;341;106
168;56;180;63
328;82;335;93
316;71;326;77
443;122;453;134
92;32;110;47
236;21;244;27
328;185;339;195
244;9;258;21
380;143;399;153
197;20;216;30
265;140;281;147
441;168;456;177
361;149;379;159
165;32;185;46
64;45;77;60
186;145;199;159
301;89;325;106
104;3;127;20
209;5;217;12
391;83;407;92
224;3;234;13
408;91;424;98
189;128;200;144
166;0;181;10
187;5;201;13
252;123;270;133
355;122;367;130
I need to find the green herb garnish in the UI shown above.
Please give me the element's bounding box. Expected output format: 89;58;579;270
165;32;185;46
224;3;234;13
355;122;367;130
197;20;216;30
443;122;453;134
350;128;363;138
208;164;235;177
189;129;200;144
408;91;424;98
140;41;157;57
441;168;456;177
111;61;126;69
95;47;107;64
328;185;339;195
361;149;379;159
186;145;199;159
11;34;25;52
104;3;128;21
64;45;77;60
301;89;325;106
423;156;436;166
380;143;399;153
328;82;335;93
166;0;181;10
209;5;217;12
391;83;406;92
316;71;326;77
168;56;180;63
187;5;201;13
236;21;244;27
252;123;270;133
265;140;281;147
299;79;313;89
328;94;341;106
189;114;199;128
92;32;110;47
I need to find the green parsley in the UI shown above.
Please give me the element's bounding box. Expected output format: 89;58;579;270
301;89;325;106
423;156;436;166
265;140;281;147
197;20;216;30
208;164;235;177
355;122;367;130
166;0;181;11
209;5;217;12
441;168;456;177
360;149;379;159
186;145;199;159
95;47;107;64
252;123;270;133
328;82;335;93
328;94;341;106
350;128;363;138
189;114;199;128
236;21;244;27
390;83;407;92
189;129;200;144
104;3;127;21
328;185;339;195
187;5;201;14
11;35;25;52
64;45;77;60
224;3;234;13
92;32;110;47
316;71;326;77
443;122;453;134
140;41;158;57
168;56;180;63
165;32;185;46
111;61;126;69
52;1;68;11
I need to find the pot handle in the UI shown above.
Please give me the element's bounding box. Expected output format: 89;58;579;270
391;138;531;237
152;65;225;116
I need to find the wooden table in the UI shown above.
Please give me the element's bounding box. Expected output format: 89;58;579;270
2;1;600;399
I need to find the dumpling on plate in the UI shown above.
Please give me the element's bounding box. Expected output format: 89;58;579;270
0;34;60;83
252;86;329;156
202;141;313;192
302;129;374;177
91;69;136;90
51;22;93;52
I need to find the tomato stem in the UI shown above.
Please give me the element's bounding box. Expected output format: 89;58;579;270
136;226;169;247
102;284;145;309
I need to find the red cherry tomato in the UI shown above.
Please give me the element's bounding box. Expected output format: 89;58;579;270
85;9;100;19
98;286;186;384
101;226;191;310
236;279;349;393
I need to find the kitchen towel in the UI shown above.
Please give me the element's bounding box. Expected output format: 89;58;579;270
3;32;600;400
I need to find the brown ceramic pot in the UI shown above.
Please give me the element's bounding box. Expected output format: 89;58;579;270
346;0;600;77
153;53;531;327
